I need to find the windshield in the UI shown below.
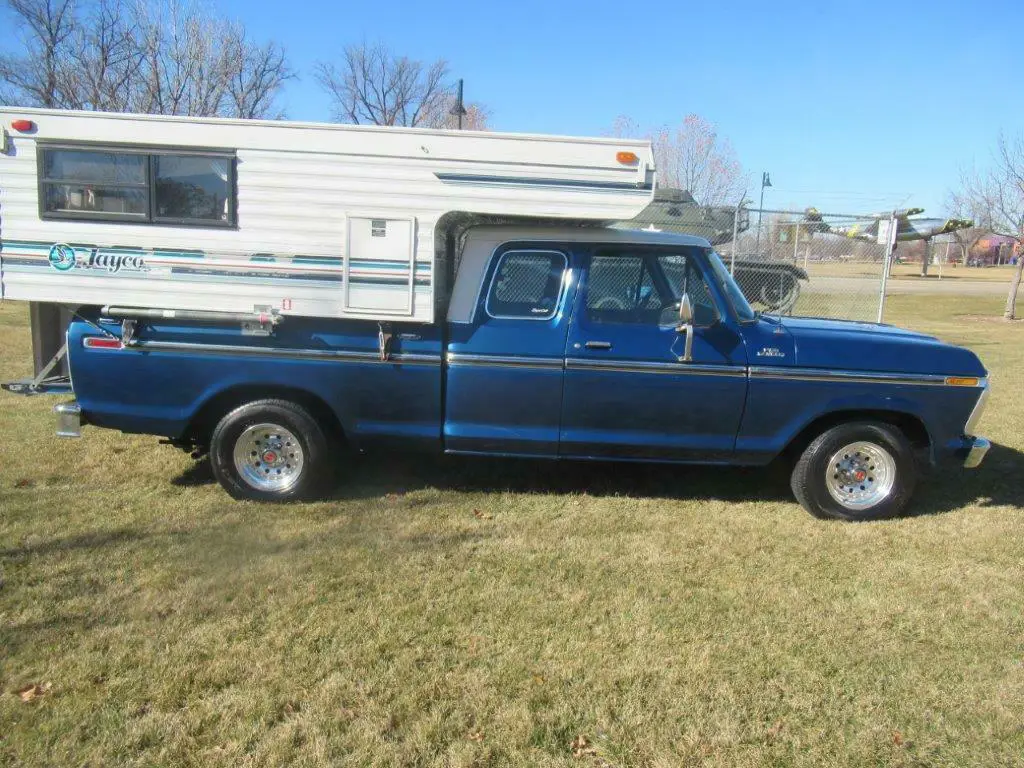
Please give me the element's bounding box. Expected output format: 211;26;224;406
705;250;757;322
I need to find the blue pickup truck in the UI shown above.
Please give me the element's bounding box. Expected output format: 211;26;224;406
39;225;989;521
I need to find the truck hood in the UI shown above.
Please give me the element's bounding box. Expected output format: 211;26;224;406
773;316;986;377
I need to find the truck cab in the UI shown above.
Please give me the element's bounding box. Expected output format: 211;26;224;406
49;224;990;521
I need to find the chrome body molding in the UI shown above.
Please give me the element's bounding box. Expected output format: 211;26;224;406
112;341;988;388
748;366;986;388
565;358;746;377
445;352;563;370
124;339;442;365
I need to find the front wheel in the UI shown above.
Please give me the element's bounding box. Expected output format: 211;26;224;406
790;422;917;521
209;399;337;501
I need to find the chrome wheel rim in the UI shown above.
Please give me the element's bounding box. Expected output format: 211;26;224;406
233;422;304;492
825;440;897;511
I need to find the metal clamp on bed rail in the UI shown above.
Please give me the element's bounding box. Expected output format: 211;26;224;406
378;322;394;361
101;305;283;337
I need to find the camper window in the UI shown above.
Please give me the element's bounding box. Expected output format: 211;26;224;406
39;145;236;227
41;148;148;220
154;155;233;225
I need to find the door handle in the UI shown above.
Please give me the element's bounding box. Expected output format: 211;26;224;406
584;341;612;350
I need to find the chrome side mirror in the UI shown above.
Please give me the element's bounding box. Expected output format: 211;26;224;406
678;293;693;325
676;293;694;362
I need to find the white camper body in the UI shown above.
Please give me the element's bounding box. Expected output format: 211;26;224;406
0;108;655;323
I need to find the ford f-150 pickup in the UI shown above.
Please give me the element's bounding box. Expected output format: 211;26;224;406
45;225;990;521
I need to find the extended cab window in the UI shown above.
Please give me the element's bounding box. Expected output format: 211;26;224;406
40;145;235;227
485;250;567;320
586;250;718;326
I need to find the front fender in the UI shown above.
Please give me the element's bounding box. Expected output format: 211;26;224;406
734;374;978;465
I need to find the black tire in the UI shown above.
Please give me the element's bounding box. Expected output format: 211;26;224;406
790;421;917;521
209;398;337;502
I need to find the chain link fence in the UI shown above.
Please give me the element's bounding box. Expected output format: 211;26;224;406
716;207;893;322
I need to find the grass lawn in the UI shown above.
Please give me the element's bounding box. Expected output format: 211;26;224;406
1;295;1022;767
804;261;1018;283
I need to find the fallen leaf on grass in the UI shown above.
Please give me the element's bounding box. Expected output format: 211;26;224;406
17;682;51;703
13;479;35;489
467;730;484;742
767;720;784;739
571;734;597;758
472;509;493;520
892;730;912;748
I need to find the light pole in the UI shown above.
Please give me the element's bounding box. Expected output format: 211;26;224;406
449;79;467;130
754;171;772;255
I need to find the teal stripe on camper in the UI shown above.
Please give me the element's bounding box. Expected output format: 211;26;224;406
349;259;432;272
293;256;344;266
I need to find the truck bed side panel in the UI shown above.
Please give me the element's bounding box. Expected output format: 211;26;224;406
67;317;444;450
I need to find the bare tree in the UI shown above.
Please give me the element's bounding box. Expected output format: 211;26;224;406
63;0;144;111
945;193;992;267
0;0;77;107
419;96;490;131
316;42;487;129
0;0;293;118
614;114;745;207
955;133;1024;319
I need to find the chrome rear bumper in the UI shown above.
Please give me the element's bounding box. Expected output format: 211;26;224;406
963;436;990;469
54;401;82;438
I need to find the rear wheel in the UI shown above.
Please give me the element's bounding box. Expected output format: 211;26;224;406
209;399;336;501
790;421;917;521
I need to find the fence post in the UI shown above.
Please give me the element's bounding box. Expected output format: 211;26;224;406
876;211;898;323
730;202;741;275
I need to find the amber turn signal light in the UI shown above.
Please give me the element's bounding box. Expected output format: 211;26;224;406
616;151;638;165
945;376;980;387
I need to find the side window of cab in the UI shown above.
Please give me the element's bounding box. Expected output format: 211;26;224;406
485;249;568;320
585;250;718;326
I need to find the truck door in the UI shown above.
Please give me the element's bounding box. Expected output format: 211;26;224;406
444;245;574;456
560;247;747;461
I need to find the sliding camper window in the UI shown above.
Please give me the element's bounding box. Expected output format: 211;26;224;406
39;145;236;227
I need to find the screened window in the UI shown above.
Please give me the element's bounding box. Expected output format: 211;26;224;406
485;250;567;320
40;145;235;227
586;251;718;326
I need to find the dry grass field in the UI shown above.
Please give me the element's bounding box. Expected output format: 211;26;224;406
1;295;1022;767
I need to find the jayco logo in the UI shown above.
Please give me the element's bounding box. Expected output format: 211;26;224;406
48;243;77;271
47;244;149;274
85;251;149;273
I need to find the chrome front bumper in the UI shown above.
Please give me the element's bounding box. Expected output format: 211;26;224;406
963;436;990;469
54;401;82;438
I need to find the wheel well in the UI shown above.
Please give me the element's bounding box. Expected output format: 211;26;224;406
183;384;346;450
782;410;931;464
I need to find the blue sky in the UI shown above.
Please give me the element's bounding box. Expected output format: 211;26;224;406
5;0;1023;215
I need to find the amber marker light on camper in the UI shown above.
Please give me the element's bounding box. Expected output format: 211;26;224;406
616;151;638;164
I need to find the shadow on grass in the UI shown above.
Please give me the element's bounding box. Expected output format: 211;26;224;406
333;453;796;504
910;442;1024;517
169;442;1024;516
170;449;795;503
0;527;144;559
